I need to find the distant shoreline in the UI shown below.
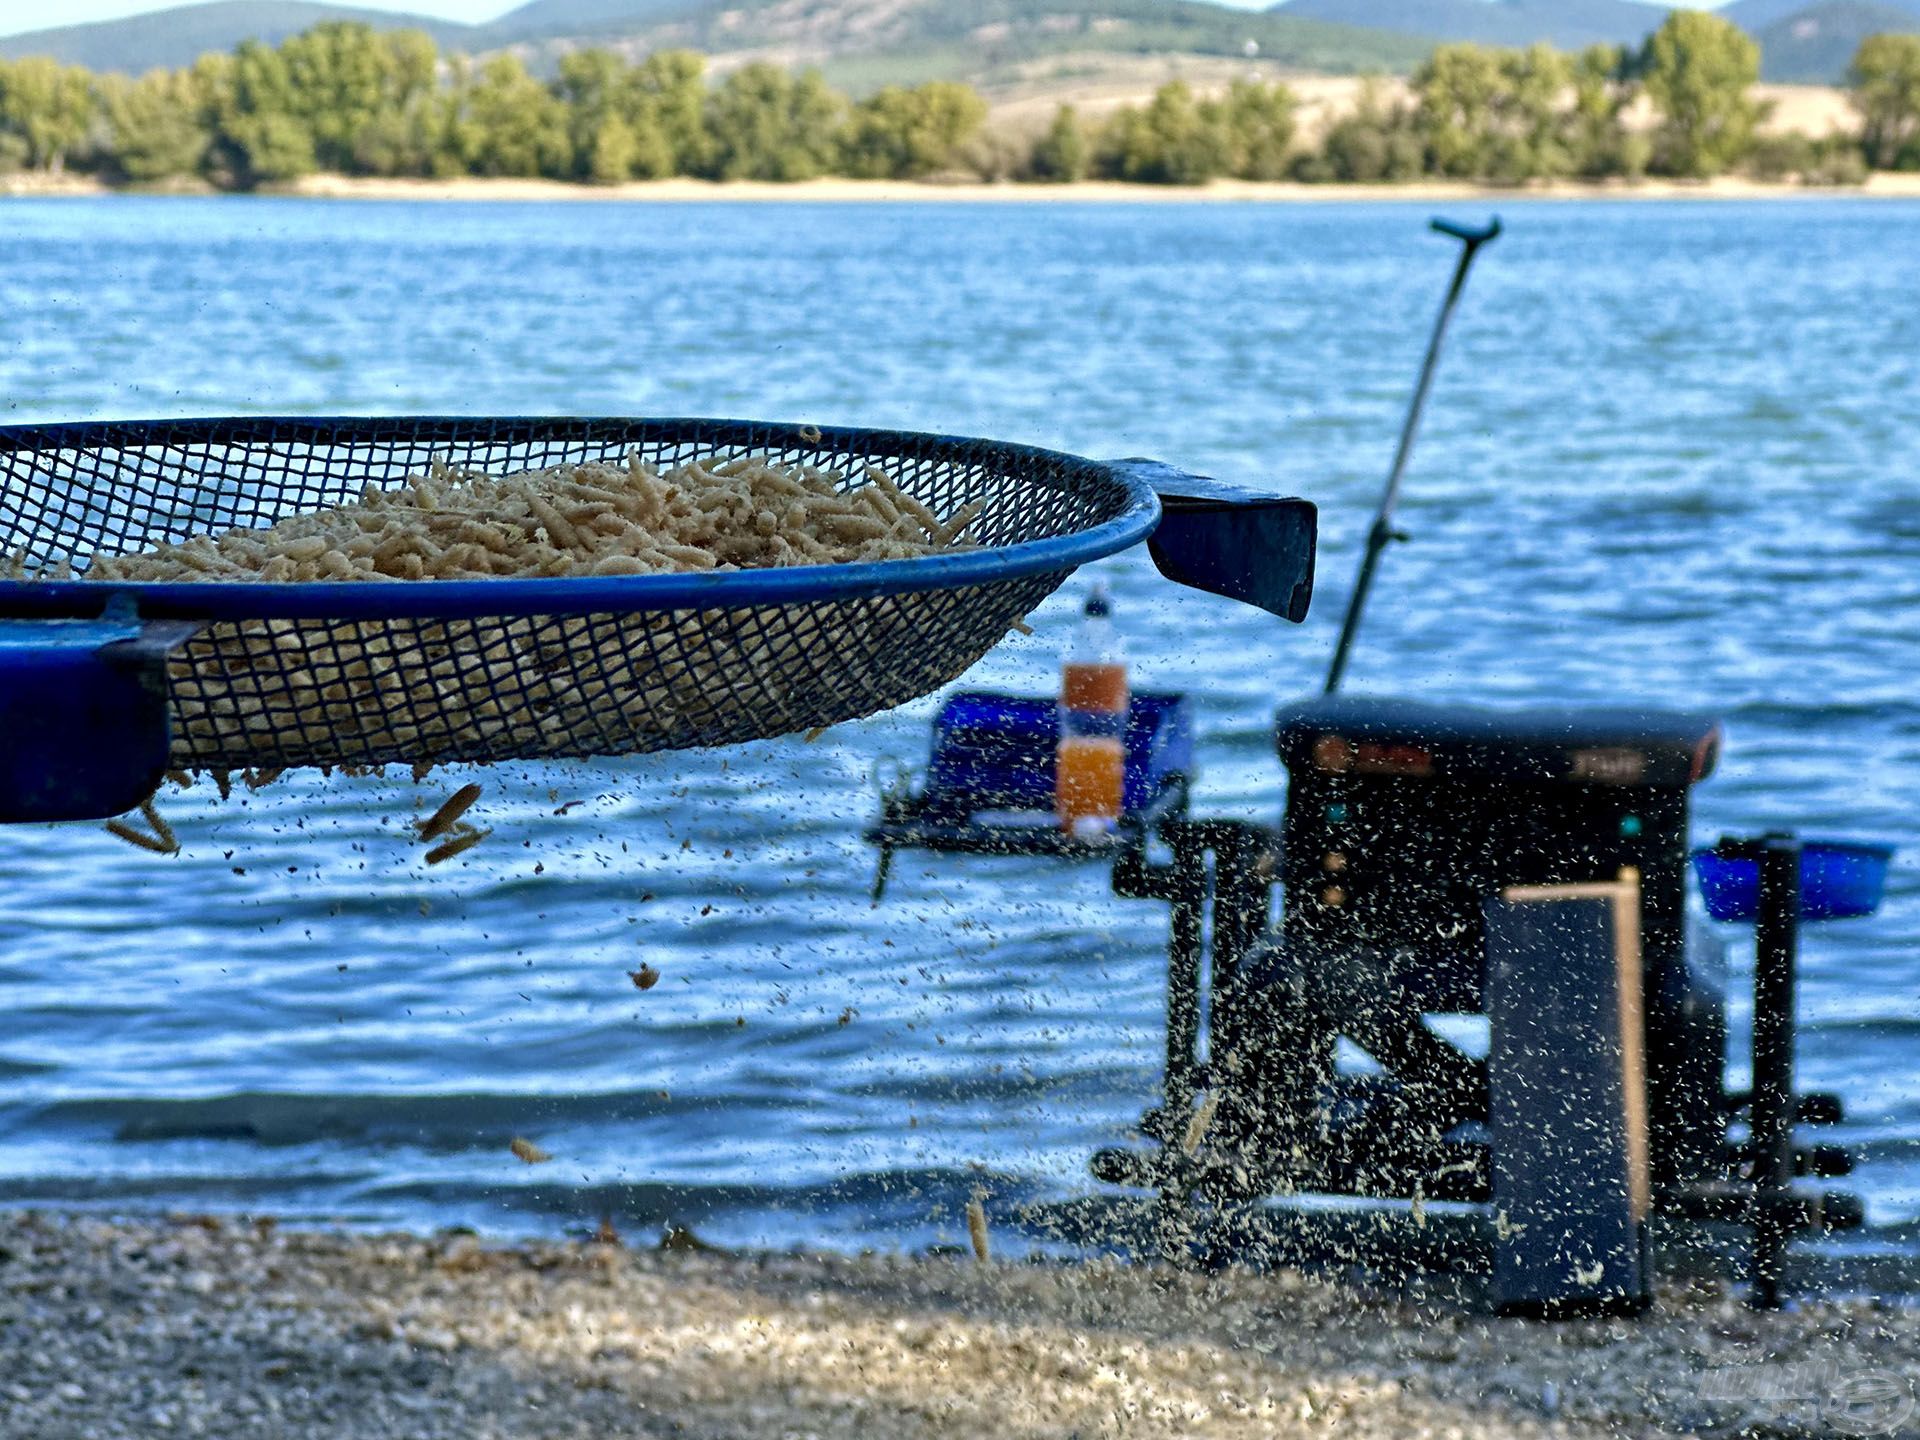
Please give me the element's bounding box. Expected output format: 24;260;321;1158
8;171;1920;204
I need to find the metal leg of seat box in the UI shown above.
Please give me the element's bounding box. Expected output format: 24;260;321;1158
1749;836;1802;1310
1112;820;1280;1260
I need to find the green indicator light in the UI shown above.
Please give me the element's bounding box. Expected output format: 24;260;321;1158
1621;815;1643;838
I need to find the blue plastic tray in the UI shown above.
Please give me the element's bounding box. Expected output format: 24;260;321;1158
1692;840;1896;922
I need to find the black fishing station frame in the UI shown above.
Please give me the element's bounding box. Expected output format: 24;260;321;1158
871;219;1869;1316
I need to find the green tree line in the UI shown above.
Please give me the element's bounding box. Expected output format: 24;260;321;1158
1083;14;1920;186
0;26;990;187
1;12;1917;190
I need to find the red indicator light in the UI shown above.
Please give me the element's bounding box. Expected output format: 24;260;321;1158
1353;742;1434;777
1313;735;1355;773
1690;728;1722;785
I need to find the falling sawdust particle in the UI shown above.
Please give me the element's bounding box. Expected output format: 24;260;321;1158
509;1137;552;1165
967;1193;991;1263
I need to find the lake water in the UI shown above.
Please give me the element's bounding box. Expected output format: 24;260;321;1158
1;195;1918;1254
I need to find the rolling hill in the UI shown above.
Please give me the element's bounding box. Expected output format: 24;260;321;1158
1269;0;1673;50
0;1;478;71
1750;0;1920;80
17;0;1913;90
1722;0;1920;27
0;0;1433;85
1270;0;1920;80
550;1;1432;76
484;0;707;40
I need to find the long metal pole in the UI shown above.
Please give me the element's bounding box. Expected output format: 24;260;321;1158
1323;217;1502;696
1750;834;1801;1309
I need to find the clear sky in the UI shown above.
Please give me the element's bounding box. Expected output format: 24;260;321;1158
0;0;1726;40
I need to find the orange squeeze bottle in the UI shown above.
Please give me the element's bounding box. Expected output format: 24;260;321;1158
1056;584;1128;836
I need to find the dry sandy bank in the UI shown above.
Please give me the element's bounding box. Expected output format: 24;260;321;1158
8;170;1920;203
285;171;1920;203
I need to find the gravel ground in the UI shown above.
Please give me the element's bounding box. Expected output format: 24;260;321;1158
4;1211;1920;1439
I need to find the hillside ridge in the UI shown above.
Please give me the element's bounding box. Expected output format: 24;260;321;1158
1269;0;1673;50
0;1;478;71
5;0;1918;83
0;0;1440;78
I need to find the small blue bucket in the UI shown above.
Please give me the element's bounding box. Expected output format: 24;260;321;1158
1692;840;1896;923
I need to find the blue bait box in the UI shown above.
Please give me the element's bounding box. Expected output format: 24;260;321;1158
1692;840;1896;922
920;691;1193;823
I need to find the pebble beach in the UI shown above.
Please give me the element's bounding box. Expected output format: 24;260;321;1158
4;1211;1919;1439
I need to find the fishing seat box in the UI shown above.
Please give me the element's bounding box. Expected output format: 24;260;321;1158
1270;697;1723;1310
